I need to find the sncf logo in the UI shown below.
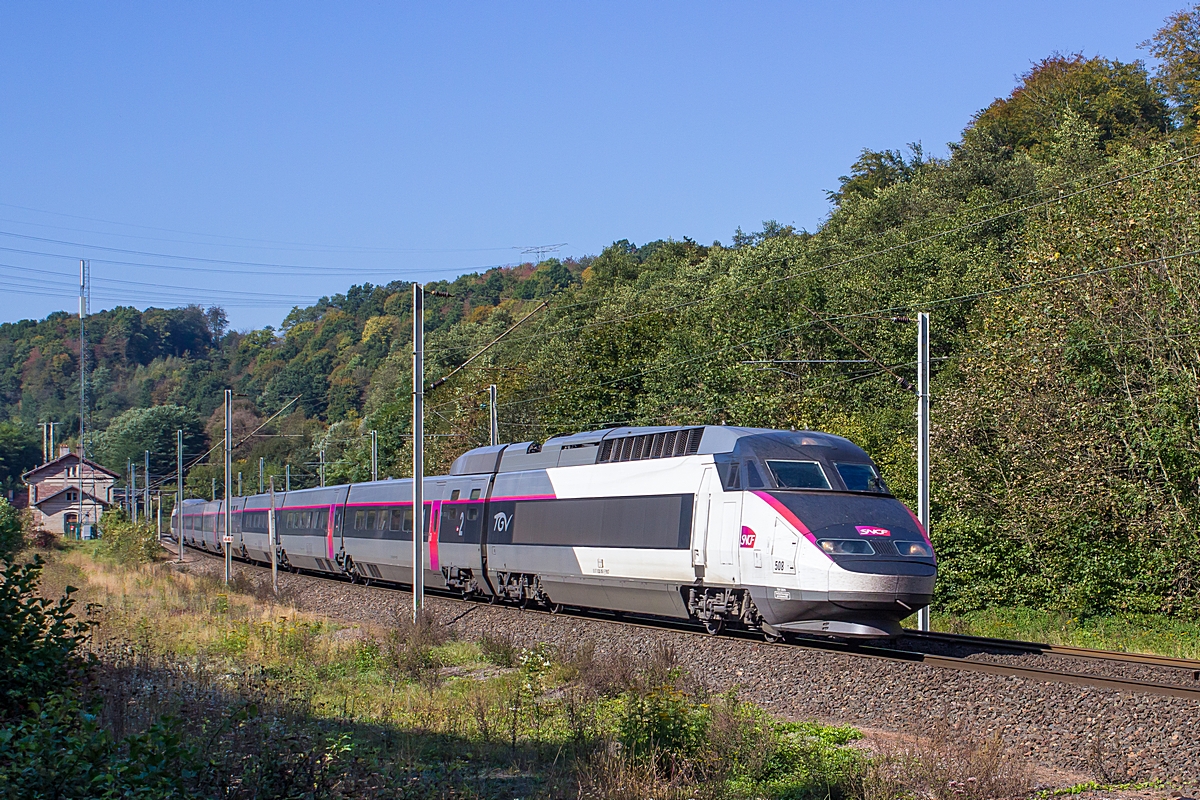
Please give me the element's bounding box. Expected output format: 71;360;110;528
856;525;891;537
740;526;756;548
493;512;512;532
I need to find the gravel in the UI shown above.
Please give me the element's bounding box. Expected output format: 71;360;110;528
889;635;1200;690
180;554;1200;781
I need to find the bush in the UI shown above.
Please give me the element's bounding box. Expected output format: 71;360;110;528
0;556;93;720
96;510;159;565
0;498;26;563
617;685;710;762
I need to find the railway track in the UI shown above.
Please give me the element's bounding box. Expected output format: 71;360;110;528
175;544;1200;703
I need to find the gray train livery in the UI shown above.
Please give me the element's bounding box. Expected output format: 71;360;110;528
171;426;935;639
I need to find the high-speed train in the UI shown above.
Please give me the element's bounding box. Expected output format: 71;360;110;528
172;426;935;638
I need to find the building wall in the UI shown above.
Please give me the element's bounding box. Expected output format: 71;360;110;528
26;457;114;532
36;494;106;534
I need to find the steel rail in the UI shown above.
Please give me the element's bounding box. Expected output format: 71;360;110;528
170;544;1200;702
902;629;1200;673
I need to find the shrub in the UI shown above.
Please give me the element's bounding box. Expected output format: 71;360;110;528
617;685;710;762
0;556;94;720
96;510;159;565
0;498;26;563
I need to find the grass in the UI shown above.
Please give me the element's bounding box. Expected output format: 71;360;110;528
23;541;1134;798
30;543;900;798
927;607;1200;659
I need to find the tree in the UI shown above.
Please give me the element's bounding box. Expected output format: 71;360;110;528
966;54;1170;153
827;147;922;206
1142;4;1200;132
0;424;40;491
93;405;206;479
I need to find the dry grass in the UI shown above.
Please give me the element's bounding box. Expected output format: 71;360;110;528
857;725;1034;800
20;544;1047;799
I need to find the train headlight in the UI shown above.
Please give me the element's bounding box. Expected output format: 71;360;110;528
818;539;875;555
897;541;932;557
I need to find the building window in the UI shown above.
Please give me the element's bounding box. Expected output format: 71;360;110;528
66;491;78;502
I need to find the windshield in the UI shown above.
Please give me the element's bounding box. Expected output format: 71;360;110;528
765;460;830;489
835;462;889;494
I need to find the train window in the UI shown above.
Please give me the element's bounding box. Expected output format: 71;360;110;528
450;489;461;501
766;460;830;490
835;463;888;494
746;462;765;488
375;509;387;530
467;507;478;520
402;507;414;533
365;510;376;529
389;509;402;531
470;488;481;500
354;510;365;530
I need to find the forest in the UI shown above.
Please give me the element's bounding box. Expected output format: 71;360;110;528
3;10;1200;617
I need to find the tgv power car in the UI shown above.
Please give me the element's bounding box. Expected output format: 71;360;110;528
172;426;935;638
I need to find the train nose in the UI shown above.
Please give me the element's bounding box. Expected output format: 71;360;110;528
827;560;935;611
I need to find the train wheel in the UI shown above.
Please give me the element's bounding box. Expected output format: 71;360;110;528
549;603;564;615
704;619;724;636
762;628;786;644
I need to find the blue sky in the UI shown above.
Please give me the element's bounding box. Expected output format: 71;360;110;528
0;1;1184;329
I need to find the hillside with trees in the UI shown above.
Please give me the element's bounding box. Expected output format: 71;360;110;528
3;7;1200;616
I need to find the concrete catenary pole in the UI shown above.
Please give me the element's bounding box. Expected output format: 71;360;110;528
412;282;425;619
489;384;499;447
224;388;232;585
371;430;378;482
916;312;931;633
259;457;264;494
131;464;137;521
285;464;290;492
177;429;184;562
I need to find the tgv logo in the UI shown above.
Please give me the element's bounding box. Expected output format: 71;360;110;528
493;512;511;532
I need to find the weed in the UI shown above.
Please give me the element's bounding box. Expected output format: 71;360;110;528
479;629;517;667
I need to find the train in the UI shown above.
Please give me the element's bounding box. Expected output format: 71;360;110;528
171;425;935;639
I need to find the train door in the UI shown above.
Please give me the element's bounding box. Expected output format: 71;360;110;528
771;518;799;576
692;468;714;570
704;487;741;585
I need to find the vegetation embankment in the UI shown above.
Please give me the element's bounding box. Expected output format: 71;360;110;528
4;10;1200;632
0;540;1045;799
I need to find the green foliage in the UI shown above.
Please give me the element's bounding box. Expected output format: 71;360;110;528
93;404;205;478
618;685;710;759
0;556;93;720
0;497;26;563
1143;4;1200;131
0;422;40;491
966;54;1169;154
829;145;925;206
96;510;160;565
